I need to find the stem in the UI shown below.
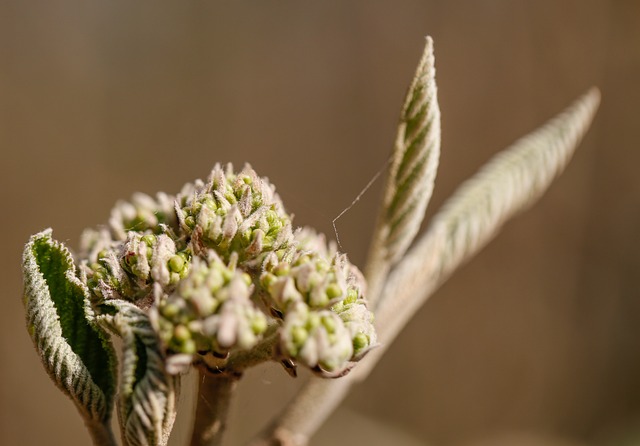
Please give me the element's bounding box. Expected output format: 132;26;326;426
85;418;117;446
191;369;239;446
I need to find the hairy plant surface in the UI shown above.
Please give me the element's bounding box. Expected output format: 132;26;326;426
21;37;599;446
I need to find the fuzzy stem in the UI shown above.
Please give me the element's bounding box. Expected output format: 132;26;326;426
85;418;117;446
191;369;239;446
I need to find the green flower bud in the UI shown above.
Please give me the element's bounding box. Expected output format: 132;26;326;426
169;255;185;274
280;303;354;373
337;302;377;360
352;332;369;353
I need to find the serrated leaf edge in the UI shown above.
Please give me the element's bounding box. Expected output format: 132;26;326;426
98;299;178;446
23;228;115;422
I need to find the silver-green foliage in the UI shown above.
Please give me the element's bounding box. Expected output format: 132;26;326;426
98;299;179;446
22;230;116;425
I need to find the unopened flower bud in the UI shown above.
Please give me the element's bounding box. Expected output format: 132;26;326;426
109;191;177;241
336;302;377;359
280;302;354;373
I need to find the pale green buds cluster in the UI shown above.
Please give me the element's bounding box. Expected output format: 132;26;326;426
334;300;377;360
262;229;377;374
281;302;354;373
152;255;268;371
121;233;189;288
81;231;190;301
177;163;293;264
261;250;353;311
73;163;375;377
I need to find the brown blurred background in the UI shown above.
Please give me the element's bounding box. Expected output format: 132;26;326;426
1;1;639;445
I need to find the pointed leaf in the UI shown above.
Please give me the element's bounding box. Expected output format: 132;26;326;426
98;299;179;446
366;36;441;307
428;87;601;277
375;88;601;359
22;229;117;423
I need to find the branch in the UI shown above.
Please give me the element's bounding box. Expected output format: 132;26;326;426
249;87;600;446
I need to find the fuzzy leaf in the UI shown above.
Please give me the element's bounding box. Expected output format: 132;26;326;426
372;88;601;364
377;36;441;265
365;37;441;309
428;88;601;277
22;229;116;423
98;299;179;446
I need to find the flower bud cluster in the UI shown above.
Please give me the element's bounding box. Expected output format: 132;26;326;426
262;229;376;374
120;233;189;288
153;255;267;359
75;163;376;377
177;163;294;264
82;232;190;301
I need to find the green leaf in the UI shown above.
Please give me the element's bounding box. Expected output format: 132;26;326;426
22;229;117;423
98;299;179;446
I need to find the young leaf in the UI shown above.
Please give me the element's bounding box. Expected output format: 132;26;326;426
22;230;117;428
365;36;441;307
98;299;179;446
374;87;601;361
426;87;601;279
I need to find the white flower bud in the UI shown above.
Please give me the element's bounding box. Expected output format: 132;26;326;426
281;303;354;373
150;235;177;286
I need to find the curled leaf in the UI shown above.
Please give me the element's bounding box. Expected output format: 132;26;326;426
22;229;117;424
98;299;179;446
